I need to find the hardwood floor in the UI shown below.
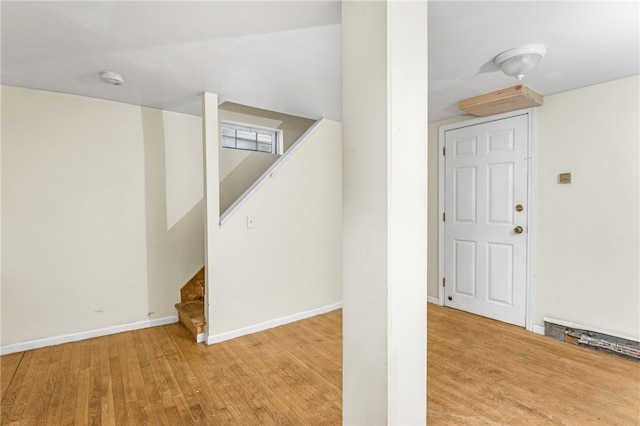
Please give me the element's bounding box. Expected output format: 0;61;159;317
1;305;638;425
427;306;639;425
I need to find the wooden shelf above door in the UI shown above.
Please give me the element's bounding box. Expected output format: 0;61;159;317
459;85;543;117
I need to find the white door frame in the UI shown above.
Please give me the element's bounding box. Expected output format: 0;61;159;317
438;109;536;331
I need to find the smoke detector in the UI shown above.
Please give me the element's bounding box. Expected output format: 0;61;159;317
99;70;125;86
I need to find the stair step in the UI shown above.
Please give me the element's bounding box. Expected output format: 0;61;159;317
175;300;205;342
180;279;204;303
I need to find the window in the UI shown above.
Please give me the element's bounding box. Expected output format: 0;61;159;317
221;121;283;155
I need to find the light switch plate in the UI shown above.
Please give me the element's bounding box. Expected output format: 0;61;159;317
558;173;572;184
247;216;255;229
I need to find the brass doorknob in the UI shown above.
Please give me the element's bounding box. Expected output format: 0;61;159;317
514;226;524;234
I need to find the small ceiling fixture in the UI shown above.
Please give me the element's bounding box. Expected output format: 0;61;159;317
99;70;125;86
494;44;547;81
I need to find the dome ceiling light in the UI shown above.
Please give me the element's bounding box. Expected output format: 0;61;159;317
494;44;548;81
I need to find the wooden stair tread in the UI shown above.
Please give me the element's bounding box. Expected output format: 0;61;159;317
175;301;205;326
176;267;206;342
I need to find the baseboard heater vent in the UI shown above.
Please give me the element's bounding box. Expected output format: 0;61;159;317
544;319;640;362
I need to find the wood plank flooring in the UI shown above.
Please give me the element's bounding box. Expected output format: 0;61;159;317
427;305;640;425
1;305;638;425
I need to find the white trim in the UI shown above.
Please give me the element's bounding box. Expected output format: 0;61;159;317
438;109;535;327
438;123;446;306
206;301;342;345
196;332;206;343
544;317;640;343
525;110;536;332
533;324;545;335
427;296;441;305
220;118;325;225
0;316;178;355
438;109;532;131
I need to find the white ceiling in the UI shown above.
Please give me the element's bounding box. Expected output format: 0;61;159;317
428;1;640;121
1;1;638;123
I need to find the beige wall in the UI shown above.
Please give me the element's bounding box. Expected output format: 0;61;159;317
428;76;639;339
141;108;205;326
207;118;342;336
533;76;639;338
1;86;204;346
218;103;314;213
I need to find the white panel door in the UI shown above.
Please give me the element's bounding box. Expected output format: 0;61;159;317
444;114;528;326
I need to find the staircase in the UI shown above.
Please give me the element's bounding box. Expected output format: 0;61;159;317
175;268;205;342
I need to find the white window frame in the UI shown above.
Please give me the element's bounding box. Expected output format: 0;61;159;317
221;121;284;155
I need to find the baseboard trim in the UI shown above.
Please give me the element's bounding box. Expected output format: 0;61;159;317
427;296;441;305
0;316;178;355
532;324;545;335
544;317;639;343
207;301;342;345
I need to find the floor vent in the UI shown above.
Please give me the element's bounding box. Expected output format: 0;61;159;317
544;320;640;362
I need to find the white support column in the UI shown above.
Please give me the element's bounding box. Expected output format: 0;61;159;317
342;1;428;425
202;92;220;338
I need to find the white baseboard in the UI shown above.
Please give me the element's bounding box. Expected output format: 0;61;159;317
207;301;342;345
544;317;640;343
532;324;545;335
0;315;178;355
427;296;441;305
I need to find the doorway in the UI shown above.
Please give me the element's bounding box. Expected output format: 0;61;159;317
438;110;533;328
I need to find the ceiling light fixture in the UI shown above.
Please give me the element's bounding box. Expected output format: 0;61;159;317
494;44;547;81
99;70;125;86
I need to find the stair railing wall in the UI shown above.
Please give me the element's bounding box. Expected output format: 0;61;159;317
219;118;325;226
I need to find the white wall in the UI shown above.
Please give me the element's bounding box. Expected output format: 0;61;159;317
1;86;204;347
342;3;389;417
342;1;428;423
429;76;639;339
533;76;639;338
207;118;342;337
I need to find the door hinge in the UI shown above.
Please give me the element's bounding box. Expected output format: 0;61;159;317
443;212;446;222
442;278;446;287
443;146;446;156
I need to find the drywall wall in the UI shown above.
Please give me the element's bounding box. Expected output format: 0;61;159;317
342;2;389;417
533;75;639;339
218;103;314;213
429;76;639;339
0;87;3;343
342;1;428;424
163;110;204;230
207;118;342;338
141;108;205;326
1;86;204;347
202;92;220;339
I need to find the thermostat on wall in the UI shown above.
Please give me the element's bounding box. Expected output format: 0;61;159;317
558;173;572;184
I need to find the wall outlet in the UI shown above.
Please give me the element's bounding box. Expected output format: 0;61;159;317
247;216;255;229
